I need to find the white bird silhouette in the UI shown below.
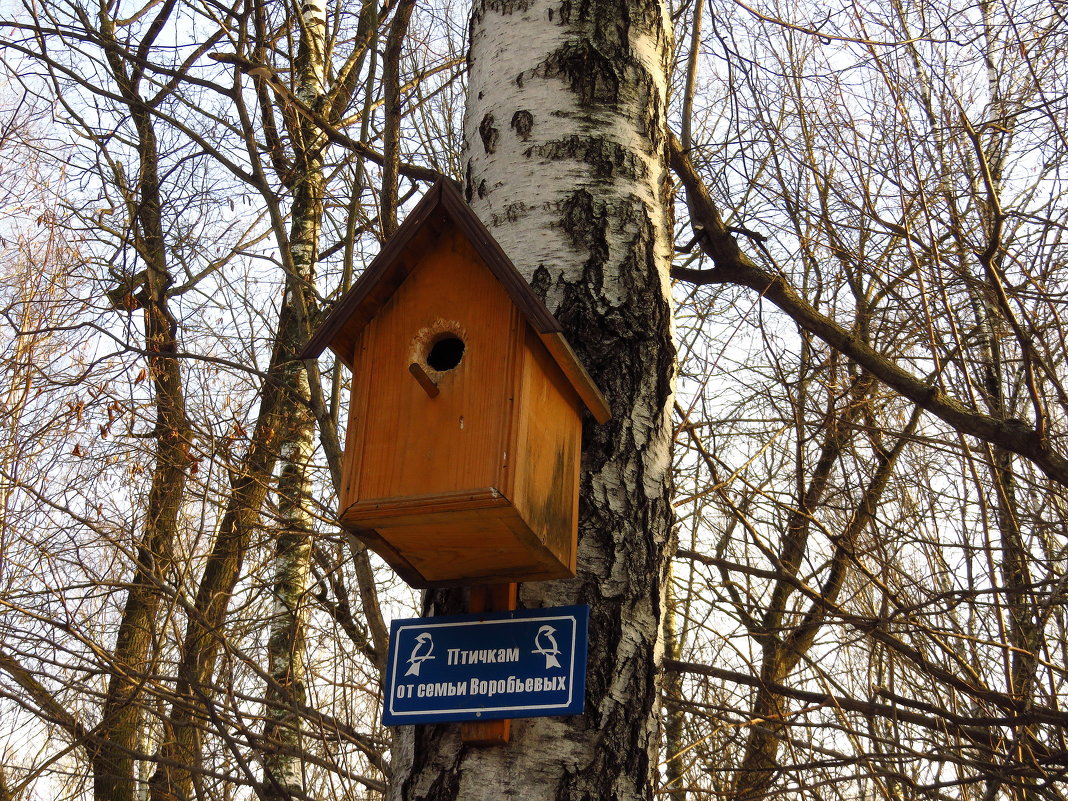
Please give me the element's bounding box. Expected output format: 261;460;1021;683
533;625;562;669
405;632;435;676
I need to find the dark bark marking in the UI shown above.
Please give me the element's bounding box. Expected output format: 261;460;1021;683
464;161;474;202
477;179;488;198
527;43;659;152
554;194;674;478
531;264;553;297
526;135;647;181
479;113;500;154
508;0;663;152
536;41;620;107
403;724;465;801
642;81;664;150
573;0;630;51
618;196;674;406
560;189;609;291
485;0;534;12
511;109;534;140
491;201;531;227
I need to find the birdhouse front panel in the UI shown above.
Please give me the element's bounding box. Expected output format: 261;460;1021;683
340;227;519;507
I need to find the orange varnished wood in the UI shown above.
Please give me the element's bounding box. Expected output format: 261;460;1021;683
461;583;517;745
510;328;583;573
339;328;370;512
350;228;518;502
345;498;570;587
538;332;611;424
466;583;517;613
307;182;613;588
342;487;510;522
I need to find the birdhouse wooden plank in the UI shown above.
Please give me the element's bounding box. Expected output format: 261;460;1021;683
302;180;609;588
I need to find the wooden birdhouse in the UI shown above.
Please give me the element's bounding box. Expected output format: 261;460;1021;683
302;180;610;588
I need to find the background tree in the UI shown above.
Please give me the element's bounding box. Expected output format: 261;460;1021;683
0;0;1067;799
665;0;1068;798
0;0;450;796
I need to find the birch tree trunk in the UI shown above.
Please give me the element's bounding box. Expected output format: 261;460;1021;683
261;0;327;795
148;1;327;794
388;1;675;798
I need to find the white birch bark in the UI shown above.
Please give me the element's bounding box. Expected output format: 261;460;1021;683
389;1;675;798
262;0;327;796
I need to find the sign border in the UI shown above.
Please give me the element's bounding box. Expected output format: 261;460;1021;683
383;605;589;724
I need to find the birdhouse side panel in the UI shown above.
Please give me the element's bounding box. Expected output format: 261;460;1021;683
346;229;521;505
510;328;584;575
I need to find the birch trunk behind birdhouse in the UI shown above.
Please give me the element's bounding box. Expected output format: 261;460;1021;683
388;0;676;798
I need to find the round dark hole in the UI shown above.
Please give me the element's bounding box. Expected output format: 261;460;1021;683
426;336;465;371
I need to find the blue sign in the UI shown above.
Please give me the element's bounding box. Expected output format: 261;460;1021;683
382;605;589;725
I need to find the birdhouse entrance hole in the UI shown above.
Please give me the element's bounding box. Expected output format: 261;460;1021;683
427;335;464;371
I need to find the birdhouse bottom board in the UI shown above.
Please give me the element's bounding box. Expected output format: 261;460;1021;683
342;486;578;588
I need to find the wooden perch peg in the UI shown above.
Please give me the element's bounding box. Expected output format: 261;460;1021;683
409;362;440;398
461;583;517;745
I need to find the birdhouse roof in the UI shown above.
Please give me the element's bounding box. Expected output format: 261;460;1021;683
301;179;611;423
